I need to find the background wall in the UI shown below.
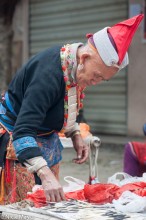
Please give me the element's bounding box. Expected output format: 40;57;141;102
128;0;146;136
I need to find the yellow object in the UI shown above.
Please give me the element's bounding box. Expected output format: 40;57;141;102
58;123;92;138
0;169;5;203
79;123;92;138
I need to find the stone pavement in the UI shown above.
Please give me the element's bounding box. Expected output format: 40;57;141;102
60;134;145;185
60;143;124;185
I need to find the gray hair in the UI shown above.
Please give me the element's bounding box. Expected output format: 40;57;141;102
80;43;96;56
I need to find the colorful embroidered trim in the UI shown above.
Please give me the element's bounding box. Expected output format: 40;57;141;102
60;44;85;130
13;136;38;156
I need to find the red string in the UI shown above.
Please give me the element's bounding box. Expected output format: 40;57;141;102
10;163;16;203
5;159;11;183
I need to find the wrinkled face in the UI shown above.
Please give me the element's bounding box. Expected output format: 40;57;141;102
76;50;119;88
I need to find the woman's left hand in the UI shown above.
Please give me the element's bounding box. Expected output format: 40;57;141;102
71;134;89;164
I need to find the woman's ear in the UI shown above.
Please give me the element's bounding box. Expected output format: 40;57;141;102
80;52;90;64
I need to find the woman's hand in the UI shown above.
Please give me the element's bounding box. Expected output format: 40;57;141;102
38;166;66;203
71;133;89;164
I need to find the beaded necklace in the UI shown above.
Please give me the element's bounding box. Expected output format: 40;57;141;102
60;44;85;130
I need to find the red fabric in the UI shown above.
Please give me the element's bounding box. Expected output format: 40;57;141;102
115;182;146;199
5;159;11;183
26;181;146;207
86;33;93;39
26;189;47;208
10;167;17;203
66;182;146;204
132;142;146;165
84;184;119;204
65;189;86;201
0;128;6;135
108;14;144;64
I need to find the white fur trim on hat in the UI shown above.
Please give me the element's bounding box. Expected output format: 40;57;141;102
93;27;129;69
120;52;129;69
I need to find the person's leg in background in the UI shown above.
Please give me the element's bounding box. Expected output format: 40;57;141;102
123;142;141;176
143;123;146;136
124;124;146;177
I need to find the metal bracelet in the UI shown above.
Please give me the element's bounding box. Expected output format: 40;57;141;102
71;131;81;138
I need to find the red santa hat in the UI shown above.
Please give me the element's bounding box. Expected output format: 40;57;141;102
87;14;144;69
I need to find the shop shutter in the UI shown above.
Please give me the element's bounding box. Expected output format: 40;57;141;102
0;19;3;44
29;0;128;135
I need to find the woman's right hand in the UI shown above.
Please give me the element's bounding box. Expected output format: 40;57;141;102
38;166;66;203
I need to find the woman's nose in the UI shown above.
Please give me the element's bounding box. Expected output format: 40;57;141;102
91;78;102;85
91;80;98;85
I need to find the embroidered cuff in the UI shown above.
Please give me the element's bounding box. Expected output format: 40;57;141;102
24;156;47;173
13;136;38;156
64;122;80;138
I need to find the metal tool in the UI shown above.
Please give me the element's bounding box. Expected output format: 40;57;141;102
85;136;101;184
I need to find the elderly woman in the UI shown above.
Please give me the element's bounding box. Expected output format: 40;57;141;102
0;14;143;204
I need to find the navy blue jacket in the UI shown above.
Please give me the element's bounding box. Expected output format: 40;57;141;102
8;45;65;141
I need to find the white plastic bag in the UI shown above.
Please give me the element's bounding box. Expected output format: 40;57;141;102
27;184;43;195
112;191;146;213
107;172;146;186
32;184;43;192
63;176;85;193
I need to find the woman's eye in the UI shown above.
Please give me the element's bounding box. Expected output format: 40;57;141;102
95;74;102;80
94;73;100;79
94;73;108;82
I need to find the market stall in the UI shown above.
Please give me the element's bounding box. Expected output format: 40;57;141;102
1;200;146;220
